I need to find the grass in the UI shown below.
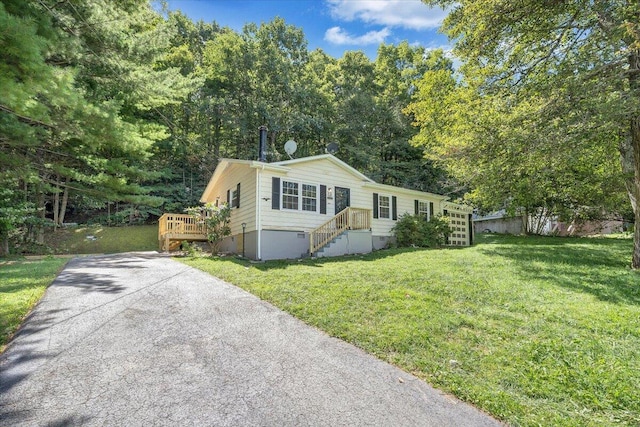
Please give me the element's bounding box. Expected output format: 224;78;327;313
43;224;158;254
180;234;640;426
0;257;69;352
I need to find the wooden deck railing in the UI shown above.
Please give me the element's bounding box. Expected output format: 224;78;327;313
309;207;371;255
158;213;208;250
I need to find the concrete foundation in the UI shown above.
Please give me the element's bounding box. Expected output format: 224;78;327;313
316;230;372;258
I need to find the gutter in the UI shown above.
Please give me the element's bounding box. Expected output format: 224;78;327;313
361;182;449;200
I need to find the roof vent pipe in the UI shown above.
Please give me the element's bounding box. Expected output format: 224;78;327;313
258;125;268;162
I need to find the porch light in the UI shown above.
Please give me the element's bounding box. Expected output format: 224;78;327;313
327;187;333;199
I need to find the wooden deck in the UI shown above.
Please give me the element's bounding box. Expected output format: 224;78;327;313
158;213;208;251
160;208;372;255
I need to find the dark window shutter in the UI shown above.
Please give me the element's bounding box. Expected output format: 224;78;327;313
226;189;230;206
320;185;327;214
468;213;473;245
373;193;378;219
429;202;434;219
272;177;280;210
235;183;241;208
392;196;398;220
443;210;449;244
414;200;419;215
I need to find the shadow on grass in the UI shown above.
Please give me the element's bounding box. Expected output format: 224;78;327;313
216;246;436;271
478;234;640;305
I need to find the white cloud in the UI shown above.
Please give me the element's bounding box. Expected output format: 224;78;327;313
324;26;391;45
326;0;446;30
423;45;462;71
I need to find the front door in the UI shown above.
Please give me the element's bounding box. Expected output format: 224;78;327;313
335;187;350;214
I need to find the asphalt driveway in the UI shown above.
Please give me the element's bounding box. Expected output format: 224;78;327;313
0;253;502;426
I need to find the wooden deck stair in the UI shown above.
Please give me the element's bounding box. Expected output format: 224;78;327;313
309;207;371;256
158;213;208;251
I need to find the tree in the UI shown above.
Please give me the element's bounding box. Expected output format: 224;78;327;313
185;203;231;253
407;68;626;230
0;0;195;251
374;45;457;194
418;1;638;263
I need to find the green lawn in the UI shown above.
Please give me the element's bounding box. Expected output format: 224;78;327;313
181;234;640;426
0;257;69;352
44;224;158;254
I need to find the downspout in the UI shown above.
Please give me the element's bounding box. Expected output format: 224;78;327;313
256;165;264;260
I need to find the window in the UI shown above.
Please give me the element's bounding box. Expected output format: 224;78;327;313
282;180;318;212
379;195;390;219
282;181;299;210
418;201;429;218
230;189;238;208
227;183;240;208
302;184;317;212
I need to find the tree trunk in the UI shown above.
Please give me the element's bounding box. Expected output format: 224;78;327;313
631;115;640;268
0;237;8;257
36;183;45;244
627;50;640;268
59;185;69;226
53;178;60;230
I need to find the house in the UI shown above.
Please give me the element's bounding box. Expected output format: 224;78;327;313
473;210;525;234
188;153;473;260
473;209;624;236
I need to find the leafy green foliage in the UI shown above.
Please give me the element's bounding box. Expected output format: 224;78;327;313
1;1;460;254
410;0;635;251
185;203;231;252
0;0;200;251
182;234;640;426
393;214;450;247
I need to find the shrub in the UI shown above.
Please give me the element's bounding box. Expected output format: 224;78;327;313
180;240;203;257
185;203;231;253
393;214;450;248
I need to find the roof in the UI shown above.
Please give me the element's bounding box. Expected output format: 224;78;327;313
200;159;289;203
200;154;466;206
473;209;509;222
362;182;448;201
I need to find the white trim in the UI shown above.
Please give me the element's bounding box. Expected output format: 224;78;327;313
443;201;473;213
272;154;374;183
256;167;261;260
363;181;448;200
201;159;290;202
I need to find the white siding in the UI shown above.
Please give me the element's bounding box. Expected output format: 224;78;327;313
371;193;445;237
259;158;448;237
260;159;372;231
202;163;257;235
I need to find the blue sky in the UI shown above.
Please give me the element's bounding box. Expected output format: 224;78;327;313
161;0;450;59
